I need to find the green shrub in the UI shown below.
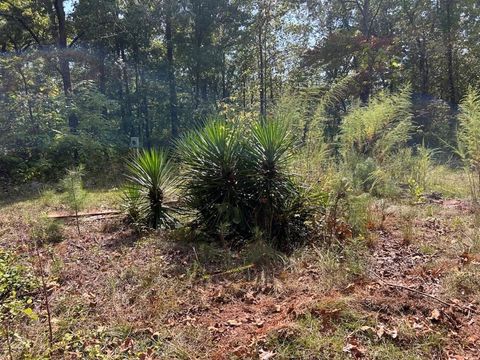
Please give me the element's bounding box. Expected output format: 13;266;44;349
121;185;147;230
177;121;248;237
177;120;313;250
0;250;38;323
338;87;413;197
30;217;64;245
245;121;307;248
444;265;480;298
457;88;480;206
125;149;178;229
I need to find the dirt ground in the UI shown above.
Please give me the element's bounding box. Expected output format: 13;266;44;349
1;194;479;359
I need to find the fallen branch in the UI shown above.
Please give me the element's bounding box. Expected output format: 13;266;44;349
48;210;121;219
371;272;479;315
205;264;255;278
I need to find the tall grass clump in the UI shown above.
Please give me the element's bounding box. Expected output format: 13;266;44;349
457;88;480;207
338;86;413;196
124;148;177;229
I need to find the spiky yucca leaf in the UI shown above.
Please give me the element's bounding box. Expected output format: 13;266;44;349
246;121;296;204
176;121;247;234
125;148;177;229
245;121;305;247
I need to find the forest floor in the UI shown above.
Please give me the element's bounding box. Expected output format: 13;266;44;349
1;189;480;359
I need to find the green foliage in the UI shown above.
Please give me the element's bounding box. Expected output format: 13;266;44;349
0;250;38;323
245;121;301;247
125;149;177;229
338;87;413;197
413;143;436;192
177;120;312;249
61;165;87;234
47;134;123;185
30;216;64;245
177;121;248;236
339;86;412;163
457;88;480;205
444;265;480;299
121;185;147;230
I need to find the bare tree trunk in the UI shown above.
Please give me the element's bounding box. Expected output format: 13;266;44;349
121;49;134;136
166;6;179;138
258;27;266;118
53;0;78;133
444;0;456;106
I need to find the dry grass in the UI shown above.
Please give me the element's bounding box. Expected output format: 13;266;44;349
1;181;480;359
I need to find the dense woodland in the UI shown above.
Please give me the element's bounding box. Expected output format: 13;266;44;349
2;1;480;359
1;0;479;183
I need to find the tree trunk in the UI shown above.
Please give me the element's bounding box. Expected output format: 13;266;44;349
53;0;78;133
166;7;179;138
121;48;134;136
258;27;266;118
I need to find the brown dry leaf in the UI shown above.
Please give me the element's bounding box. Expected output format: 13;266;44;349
227;319;242;327
429;309;441;321
467;335;479;344
376;326;385;338
259;348;276;360
138;349;154;360
255;319;265;328
343;342;366;358
386;328;398;339
120;338;134;353
244;291;256;304
413;322;423;329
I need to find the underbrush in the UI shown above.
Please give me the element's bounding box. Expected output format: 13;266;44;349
266;297;446;360
3;86;480;359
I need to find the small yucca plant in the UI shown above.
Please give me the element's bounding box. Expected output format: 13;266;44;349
125;149;177;229
176;121;248;236
245;121;298;242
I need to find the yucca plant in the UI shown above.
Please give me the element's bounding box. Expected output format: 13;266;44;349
125;149;177;229
245;121;298;242
176;121;248;237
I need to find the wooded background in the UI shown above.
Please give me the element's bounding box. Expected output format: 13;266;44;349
1;0;478;182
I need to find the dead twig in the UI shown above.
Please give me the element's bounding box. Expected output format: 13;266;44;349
34;244;54;348
206;264;255;278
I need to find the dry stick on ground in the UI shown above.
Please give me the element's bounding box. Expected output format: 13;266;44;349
47;210;121;219
33;243;54;349
4;320;13;360
371;272;480;315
